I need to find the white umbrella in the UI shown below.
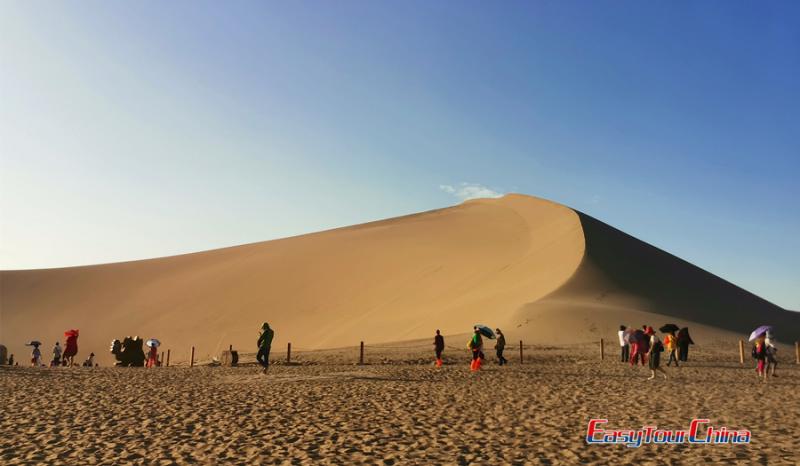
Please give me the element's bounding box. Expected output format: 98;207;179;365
146;338;161;348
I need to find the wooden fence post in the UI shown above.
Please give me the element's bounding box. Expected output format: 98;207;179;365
287;342;291;364
519;340;523;364
166;349;171;367
600;338;604;360
795;341;799;364
190;346;195;367
359;341;364;365
738;340;744;365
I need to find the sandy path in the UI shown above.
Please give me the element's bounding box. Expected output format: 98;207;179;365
1;345;797;465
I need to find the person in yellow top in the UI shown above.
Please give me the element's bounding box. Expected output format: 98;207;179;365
664;331;679;367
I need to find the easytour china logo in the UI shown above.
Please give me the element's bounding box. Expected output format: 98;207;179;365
586;419;751;448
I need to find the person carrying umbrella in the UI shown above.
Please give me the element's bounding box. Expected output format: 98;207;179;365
676;327;694;362
659;324;680;367
433;330;445;367
495;328;507;366
257;322;274;374
749;325;772;380
146;339;160;368
28;341;42;367
618;325;629;363
469;327;483;371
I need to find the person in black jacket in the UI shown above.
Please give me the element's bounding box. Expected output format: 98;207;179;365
433;330;445;367
676;327;694;362
495;328;507;366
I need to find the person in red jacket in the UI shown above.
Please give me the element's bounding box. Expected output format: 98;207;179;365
63;330;79;366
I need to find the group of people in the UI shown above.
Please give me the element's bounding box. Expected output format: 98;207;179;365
25;330;90;367
22;331;163;368
110;336;161;367
617;324;695;380
751;331;778;380
431;326;507;371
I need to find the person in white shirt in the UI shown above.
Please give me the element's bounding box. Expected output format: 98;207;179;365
618;325;629;362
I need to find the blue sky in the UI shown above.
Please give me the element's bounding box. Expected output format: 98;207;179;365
1;2;798;309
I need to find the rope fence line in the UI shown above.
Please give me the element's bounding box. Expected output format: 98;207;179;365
155;337;800;367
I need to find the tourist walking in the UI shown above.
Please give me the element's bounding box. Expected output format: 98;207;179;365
752;338;767;379
676;327;694;362
665;332;679;367
63;330;79;366
433;330;445;367
30;343;42;367
52;342;62;367
495;328;507;366
468;327;483;371
257;322;274;373
618;325;629;362
765;332;778;377
646;327;667;380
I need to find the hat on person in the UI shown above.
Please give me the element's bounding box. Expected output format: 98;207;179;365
645;326;655;336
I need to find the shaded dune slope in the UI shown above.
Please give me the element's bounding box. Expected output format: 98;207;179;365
2;194;797;365
514;212;800;344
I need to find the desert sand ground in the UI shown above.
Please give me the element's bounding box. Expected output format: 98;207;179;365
2;343;797;465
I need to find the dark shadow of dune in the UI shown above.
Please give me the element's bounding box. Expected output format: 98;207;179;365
573;211;800;337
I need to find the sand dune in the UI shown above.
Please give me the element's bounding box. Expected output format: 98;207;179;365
1;194;797;365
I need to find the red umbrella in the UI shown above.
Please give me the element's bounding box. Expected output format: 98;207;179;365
64;329;79;338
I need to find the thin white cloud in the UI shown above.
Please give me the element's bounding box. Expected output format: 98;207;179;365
439;183;504;201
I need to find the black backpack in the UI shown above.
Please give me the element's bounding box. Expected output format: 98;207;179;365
654;340;664;352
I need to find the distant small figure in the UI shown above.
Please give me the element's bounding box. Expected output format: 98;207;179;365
433;330;445;367
765;332;778;377
629;328;647;367
618;325;629;362
664;332;678;367
8;354;14;366
752;338;767;380
31;343;42;367
469;327;483;372
63;330;79;366
257;322;274;373
52;342;62;367
646;327;667;380
495;328;507;366
83;353;95;367
676;327;694;362
146;339;161;368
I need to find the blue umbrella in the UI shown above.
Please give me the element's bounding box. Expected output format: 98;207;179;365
474;325;496;339
749;325;772;342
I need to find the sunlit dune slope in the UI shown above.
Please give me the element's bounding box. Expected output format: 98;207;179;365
1;194;796;365
0;195;584;364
